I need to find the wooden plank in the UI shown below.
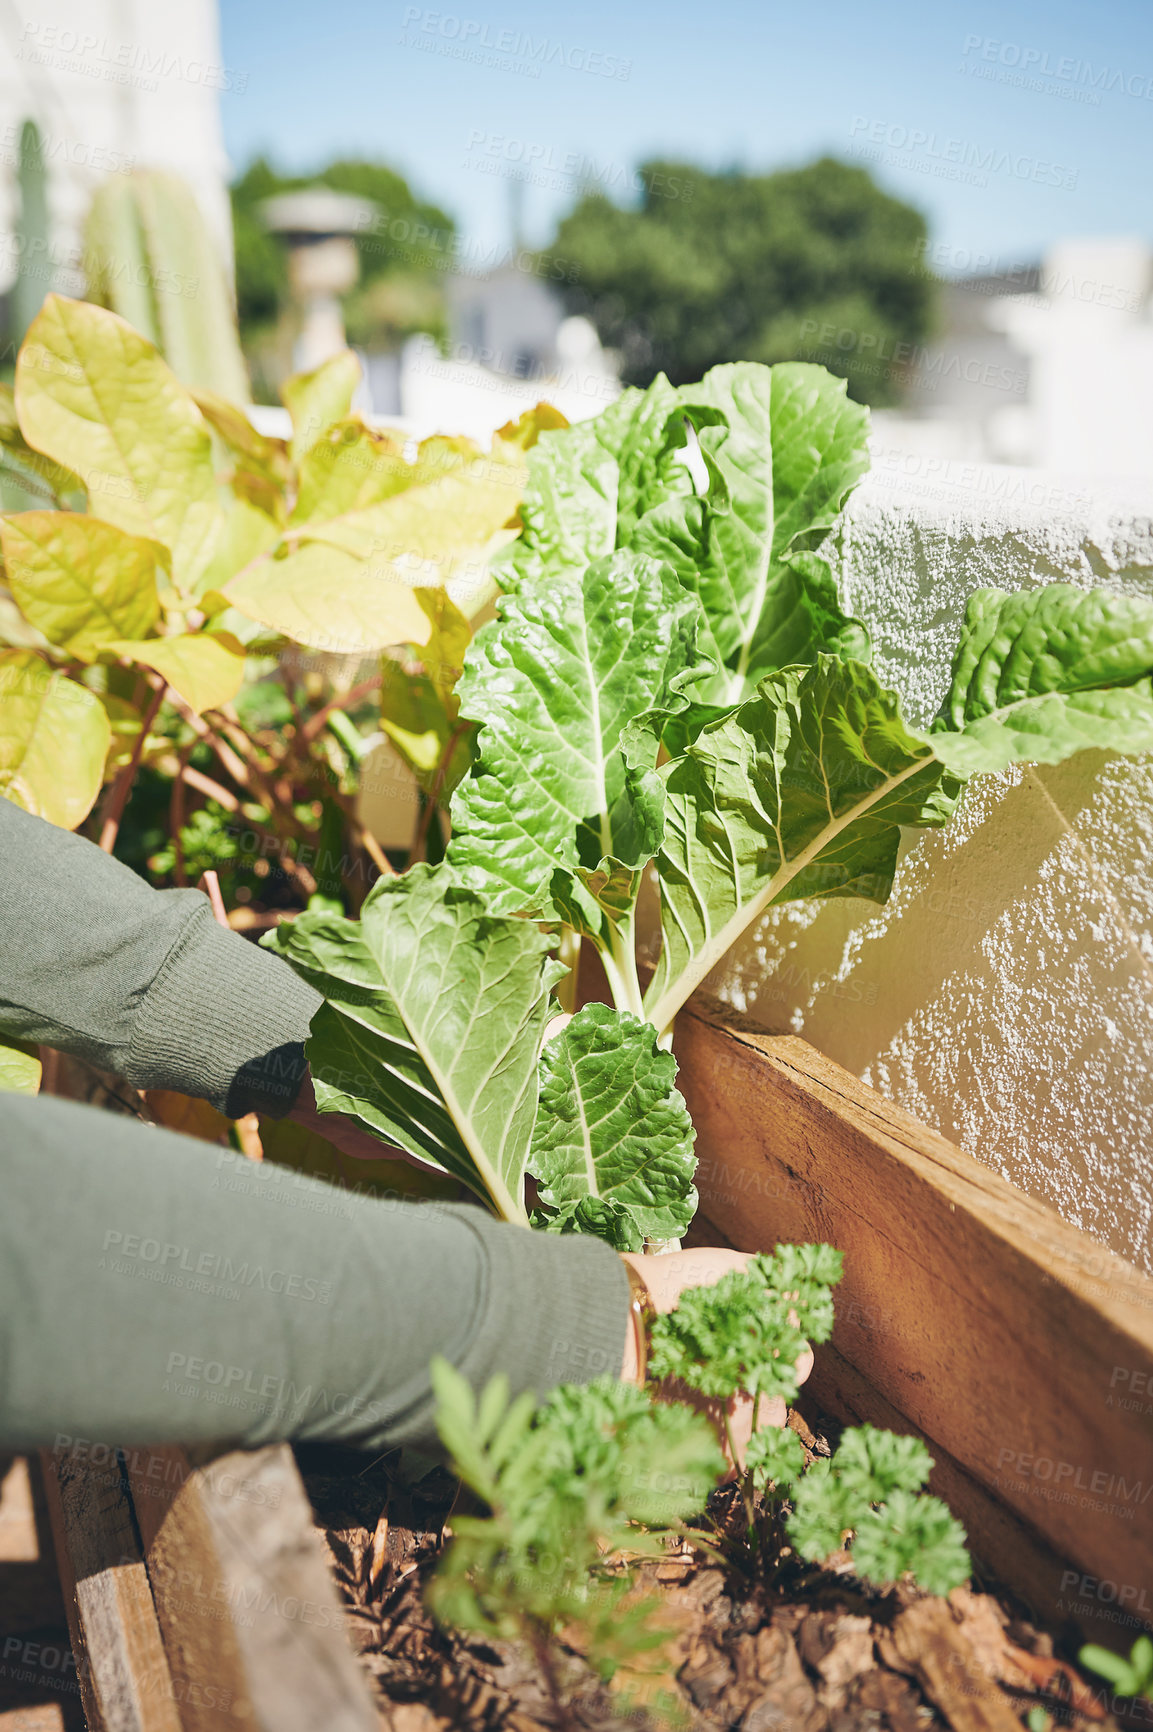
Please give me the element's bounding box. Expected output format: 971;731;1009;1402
39;1450;181;1732
806;1342;1139;1648
123;1443;378;1732
0;1455;81;1729
674;993;1153;1639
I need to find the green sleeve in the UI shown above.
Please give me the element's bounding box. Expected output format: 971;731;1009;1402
0;1095;630;1454
0;799;321;1117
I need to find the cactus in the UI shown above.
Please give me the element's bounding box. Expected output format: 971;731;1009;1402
11;120;49;345
84;169;250;402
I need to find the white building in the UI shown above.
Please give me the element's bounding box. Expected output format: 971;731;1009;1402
875;237;1153;484
0;0;233;331
361;260;621;440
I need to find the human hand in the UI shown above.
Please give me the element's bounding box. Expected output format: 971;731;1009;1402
286;1067;444;1172
620;1247;814;1473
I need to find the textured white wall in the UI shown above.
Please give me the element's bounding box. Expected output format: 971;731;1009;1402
689;446;1153;1271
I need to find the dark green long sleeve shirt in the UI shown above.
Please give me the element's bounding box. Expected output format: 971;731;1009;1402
0;801;629;1454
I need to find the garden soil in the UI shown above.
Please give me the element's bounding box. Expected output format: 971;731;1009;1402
297;1405;1130;1732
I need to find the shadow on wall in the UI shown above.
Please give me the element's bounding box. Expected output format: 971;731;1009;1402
709;748;1153;1272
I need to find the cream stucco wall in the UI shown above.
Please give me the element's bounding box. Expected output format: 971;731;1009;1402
680;447;1153;1271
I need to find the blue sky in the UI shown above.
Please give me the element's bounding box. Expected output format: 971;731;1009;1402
219;0;1151;274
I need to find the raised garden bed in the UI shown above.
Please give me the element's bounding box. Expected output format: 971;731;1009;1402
40;997;1153;1731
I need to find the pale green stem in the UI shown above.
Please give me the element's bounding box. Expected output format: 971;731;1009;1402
598;916;645;1021
722;1405;759;1551
555;925;582;1016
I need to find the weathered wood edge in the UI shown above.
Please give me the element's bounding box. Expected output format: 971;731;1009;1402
39;1448;182;1732
123;1442;379;1732
673;991;1153;1644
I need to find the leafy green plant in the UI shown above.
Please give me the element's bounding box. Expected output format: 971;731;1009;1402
430;1254;969;1701
0;294;550;834
644;1248;966;1594
259;355;1153;1692
429;1359;722;1649
274;361;1153;1234
0;295;556;1088
649;1245;840;1413
752;1421;970;1597
1079;1635;1153;1702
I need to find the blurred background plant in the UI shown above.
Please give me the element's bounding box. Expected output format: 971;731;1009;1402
0;284;555;936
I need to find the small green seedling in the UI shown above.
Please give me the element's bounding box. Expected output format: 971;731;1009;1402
1079;1634;1153;1702
431;1254;971;1697
764;1425;970;1597
429;1356;722;1713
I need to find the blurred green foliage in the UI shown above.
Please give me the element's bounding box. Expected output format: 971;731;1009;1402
231;156;456;352
549;156;937;405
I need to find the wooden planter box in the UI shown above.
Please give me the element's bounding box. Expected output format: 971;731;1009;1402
41;996;1153;1729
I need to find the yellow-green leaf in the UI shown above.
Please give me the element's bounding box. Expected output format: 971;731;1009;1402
491;401;569;455
0;1034;41;1094
112;630;246;715
0;649;111;828
191;387;291;487
291;419;410;525
196;496;282;593
414;585;471;707
281;352;362;461
225;541;431;654
298;447;528;576
14;295;221;587
1;511;163;659
380;589;474;792
0;381;86;502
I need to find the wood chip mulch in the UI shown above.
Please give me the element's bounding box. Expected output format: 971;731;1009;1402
295;1422;1133;1732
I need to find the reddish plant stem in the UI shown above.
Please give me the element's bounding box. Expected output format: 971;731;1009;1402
300;673;382;745
197;868;263;1162
168;694;249;786
98;681;167;854
351;816;395;879
169;743;193;887
169;752;317;897
218;705;281;774
179;763;240;811
170;695;297;839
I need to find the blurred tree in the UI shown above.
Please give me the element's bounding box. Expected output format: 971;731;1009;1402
231;156;456;352
549;157;936;405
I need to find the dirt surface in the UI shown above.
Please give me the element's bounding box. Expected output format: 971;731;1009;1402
296;1414;1133;1732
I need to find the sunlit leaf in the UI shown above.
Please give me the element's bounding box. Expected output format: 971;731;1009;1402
1;511;162;658
0;1034;41;1094
111;630;247;714
291;418;410;524
264;865;566;1221
225;540;431;653
932;584;1153;775
281;351;362;460
0;649;111;828
529;1003;697;1251
14;295;222;588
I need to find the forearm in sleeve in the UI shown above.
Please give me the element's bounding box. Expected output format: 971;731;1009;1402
0;1096;630;1455
0;800;321;1116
